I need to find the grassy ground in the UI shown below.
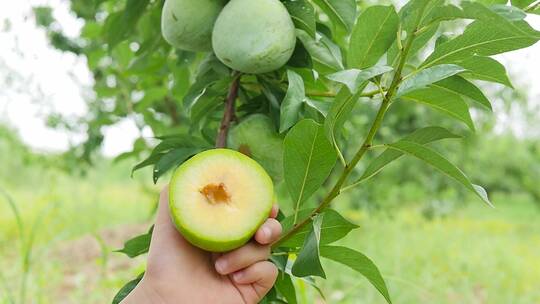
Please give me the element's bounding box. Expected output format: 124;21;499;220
316;196;540;304
1;159;539;303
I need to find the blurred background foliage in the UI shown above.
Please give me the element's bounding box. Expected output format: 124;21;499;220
1;0;539;303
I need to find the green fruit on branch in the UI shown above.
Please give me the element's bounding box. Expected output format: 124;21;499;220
169;149;274;252
212;0;296;74
161;0;226;51
228;114;284;181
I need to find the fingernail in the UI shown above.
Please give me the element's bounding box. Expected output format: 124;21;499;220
262;226;272;239
233;271;244;281
215;259;227;274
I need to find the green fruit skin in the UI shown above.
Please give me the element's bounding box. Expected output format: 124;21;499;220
212;0;296;74
228;114;284;181
161;0;226;52
169;149;274;252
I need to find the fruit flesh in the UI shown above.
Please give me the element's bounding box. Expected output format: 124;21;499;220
169;149;274;252
161;0;226;51
212;0;296;73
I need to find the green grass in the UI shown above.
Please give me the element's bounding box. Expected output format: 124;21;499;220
313;198;540;303
1;155;539;303
0;159;157;304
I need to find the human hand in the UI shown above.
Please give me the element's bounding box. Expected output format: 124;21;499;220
122;186;282;304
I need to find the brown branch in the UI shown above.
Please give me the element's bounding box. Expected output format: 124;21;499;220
215;72;241;148
164;96;180;126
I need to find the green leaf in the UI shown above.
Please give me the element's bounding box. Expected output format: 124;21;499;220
287;40;313;68
491;5;527;21
323;88;363;163
305;98;332;117
259;287;284;304
326;65;393;93
352;127;461;185
102;0;150;49
114;230;152;258
386;140;493;206
348;5;399;69
183;55;230;108
397;64;466;96
275;272;297;304
431;76;492;110
284;120;336;217
476;0;507;5
153;135;210;153
456;56;513;87
435;34;451;47
280;70;307;133
312;0;356;31
291;214;326;278
511;0;536;9
153;147;204;183
296;29;344;71
461;1;517;20
132;152;164;175
112;272;144;304
422;1;523;24
132;134;209;176
189;79;230;126
424;4;467;24
280;208;359;248
401;87;475;131
284;0;316;37
400;0;442;33
421;19;540;69
321;246;392;304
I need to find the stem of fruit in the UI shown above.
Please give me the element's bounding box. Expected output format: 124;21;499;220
272;26;418;249
215;72;241;148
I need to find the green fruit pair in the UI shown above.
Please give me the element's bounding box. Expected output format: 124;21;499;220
169;149;274;252
161;0;296;73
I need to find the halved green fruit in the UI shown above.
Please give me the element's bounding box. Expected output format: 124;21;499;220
169;149;274;252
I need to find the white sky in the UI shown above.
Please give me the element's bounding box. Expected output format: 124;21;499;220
0;1;539;157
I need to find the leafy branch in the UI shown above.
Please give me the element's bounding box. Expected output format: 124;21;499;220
106;0;540;303
273;9;421;249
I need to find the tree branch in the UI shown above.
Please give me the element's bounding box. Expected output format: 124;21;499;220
164;96;180;126
215;72;241;148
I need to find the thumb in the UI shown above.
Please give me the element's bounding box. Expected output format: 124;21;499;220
147;186;210;274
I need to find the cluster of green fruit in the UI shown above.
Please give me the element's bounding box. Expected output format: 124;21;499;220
162;0;296;74
163;0;288;251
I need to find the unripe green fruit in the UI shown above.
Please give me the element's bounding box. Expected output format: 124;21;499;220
228;114;284;181
169;149;274;252
161;0;226;51
212;0;296;74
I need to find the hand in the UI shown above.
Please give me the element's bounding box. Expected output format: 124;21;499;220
122;186;282;304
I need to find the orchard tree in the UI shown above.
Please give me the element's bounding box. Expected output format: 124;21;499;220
34;0;540;302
